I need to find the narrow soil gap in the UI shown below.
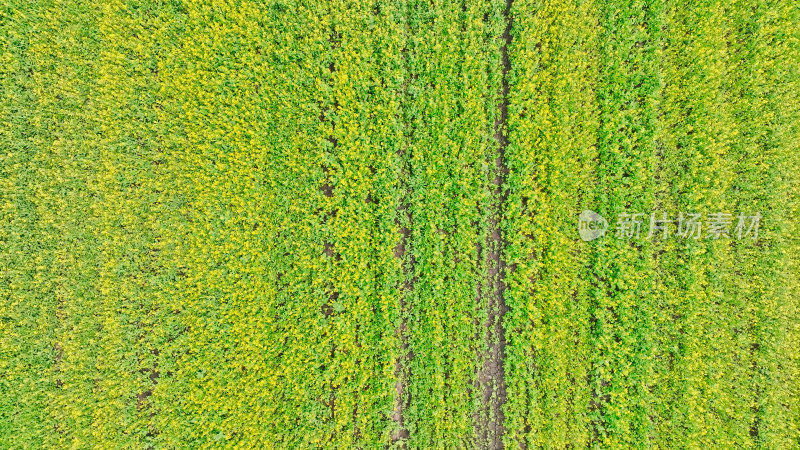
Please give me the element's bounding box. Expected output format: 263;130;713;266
321;14;342;431
391;155;414;445
391;4;415;444
479;0;513;447
137;347;160;441
54;294;65;394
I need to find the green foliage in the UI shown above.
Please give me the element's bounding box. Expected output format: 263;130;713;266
503;0;800;447
1;0;797;448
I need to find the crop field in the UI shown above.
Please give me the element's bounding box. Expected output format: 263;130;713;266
1;0;798;448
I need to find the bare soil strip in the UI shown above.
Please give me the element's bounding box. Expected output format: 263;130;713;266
478;0;513;448
391;6;414;443
390;150;414;445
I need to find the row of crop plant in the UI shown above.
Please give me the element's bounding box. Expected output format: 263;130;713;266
501;0;799;447
1;0;796;448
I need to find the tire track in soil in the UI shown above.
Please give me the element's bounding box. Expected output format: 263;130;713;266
478;0;513;447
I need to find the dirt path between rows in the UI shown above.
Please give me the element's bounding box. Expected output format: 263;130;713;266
477;0;513;447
